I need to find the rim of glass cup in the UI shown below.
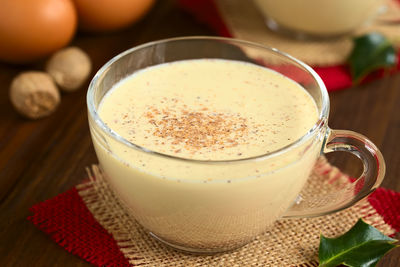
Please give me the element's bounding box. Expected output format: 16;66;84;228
87;36;330;164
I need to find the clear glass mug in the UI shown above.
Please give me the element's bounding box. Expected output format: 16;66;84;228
87;37;385;254
253;0;386;39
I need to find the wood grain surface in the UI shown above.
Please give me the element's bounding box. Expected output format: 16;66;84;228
0;1;399;266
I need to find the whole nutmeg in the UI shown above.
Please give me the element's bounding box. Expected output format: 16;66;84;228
45;46;92;91
10;71;61;119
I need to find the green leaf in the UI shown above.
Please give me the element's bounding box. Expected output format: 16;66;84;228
347;32;397;84
318;219;399;267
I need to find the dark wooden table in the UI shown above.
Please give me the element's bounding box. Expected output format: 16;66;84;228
1;1;399;266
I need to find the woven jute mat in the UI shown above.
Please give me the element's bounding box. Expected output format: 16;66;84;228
215;0;400;66
76;157;395;266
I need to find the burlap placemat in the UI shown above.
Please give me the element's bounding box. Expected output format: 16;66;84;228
76;157;395;266
215;0;400;66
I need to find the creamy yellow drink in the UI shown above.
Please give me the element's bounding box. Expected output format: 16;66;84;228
254;0;384;36
92;59;321;250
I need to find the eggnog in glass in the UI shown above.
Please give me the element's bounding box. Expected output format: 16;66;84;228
253;0;385;38
87;37;385;253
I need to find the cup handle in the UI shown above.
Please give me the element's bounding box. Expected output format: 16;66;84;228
282;128;385;218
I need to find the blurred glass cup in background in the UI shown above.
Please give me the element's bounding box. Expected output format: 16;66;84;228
253;0;386;39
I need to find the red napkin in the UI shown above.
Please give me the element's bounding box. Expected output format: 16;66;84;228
178;0;400;91
28;184;400;267
28;187;130;267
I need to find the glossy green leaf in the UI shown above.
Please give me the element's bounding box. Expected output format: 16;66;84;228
347;32;397;84
318;219;398;267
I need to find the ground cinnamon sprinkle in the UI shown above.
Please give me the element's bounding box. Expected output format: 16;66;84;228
144;103;249;153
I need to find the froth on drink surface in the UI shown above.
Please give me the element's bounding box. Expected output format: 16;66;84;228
98;59;318;161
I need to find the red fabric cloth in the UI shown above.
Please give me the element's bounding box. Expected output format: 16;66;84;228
369;188;400;234
28;187;130;267
179;0;232;38
28;185;400;266
178;0;400;92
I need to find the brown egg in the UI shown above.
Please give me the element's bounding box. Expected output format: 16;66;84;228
0;0;77;64
73;0;155;32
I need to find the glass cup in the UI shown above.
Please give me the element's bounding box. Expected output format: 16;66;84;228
253;0;386;39
87;37;385;254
